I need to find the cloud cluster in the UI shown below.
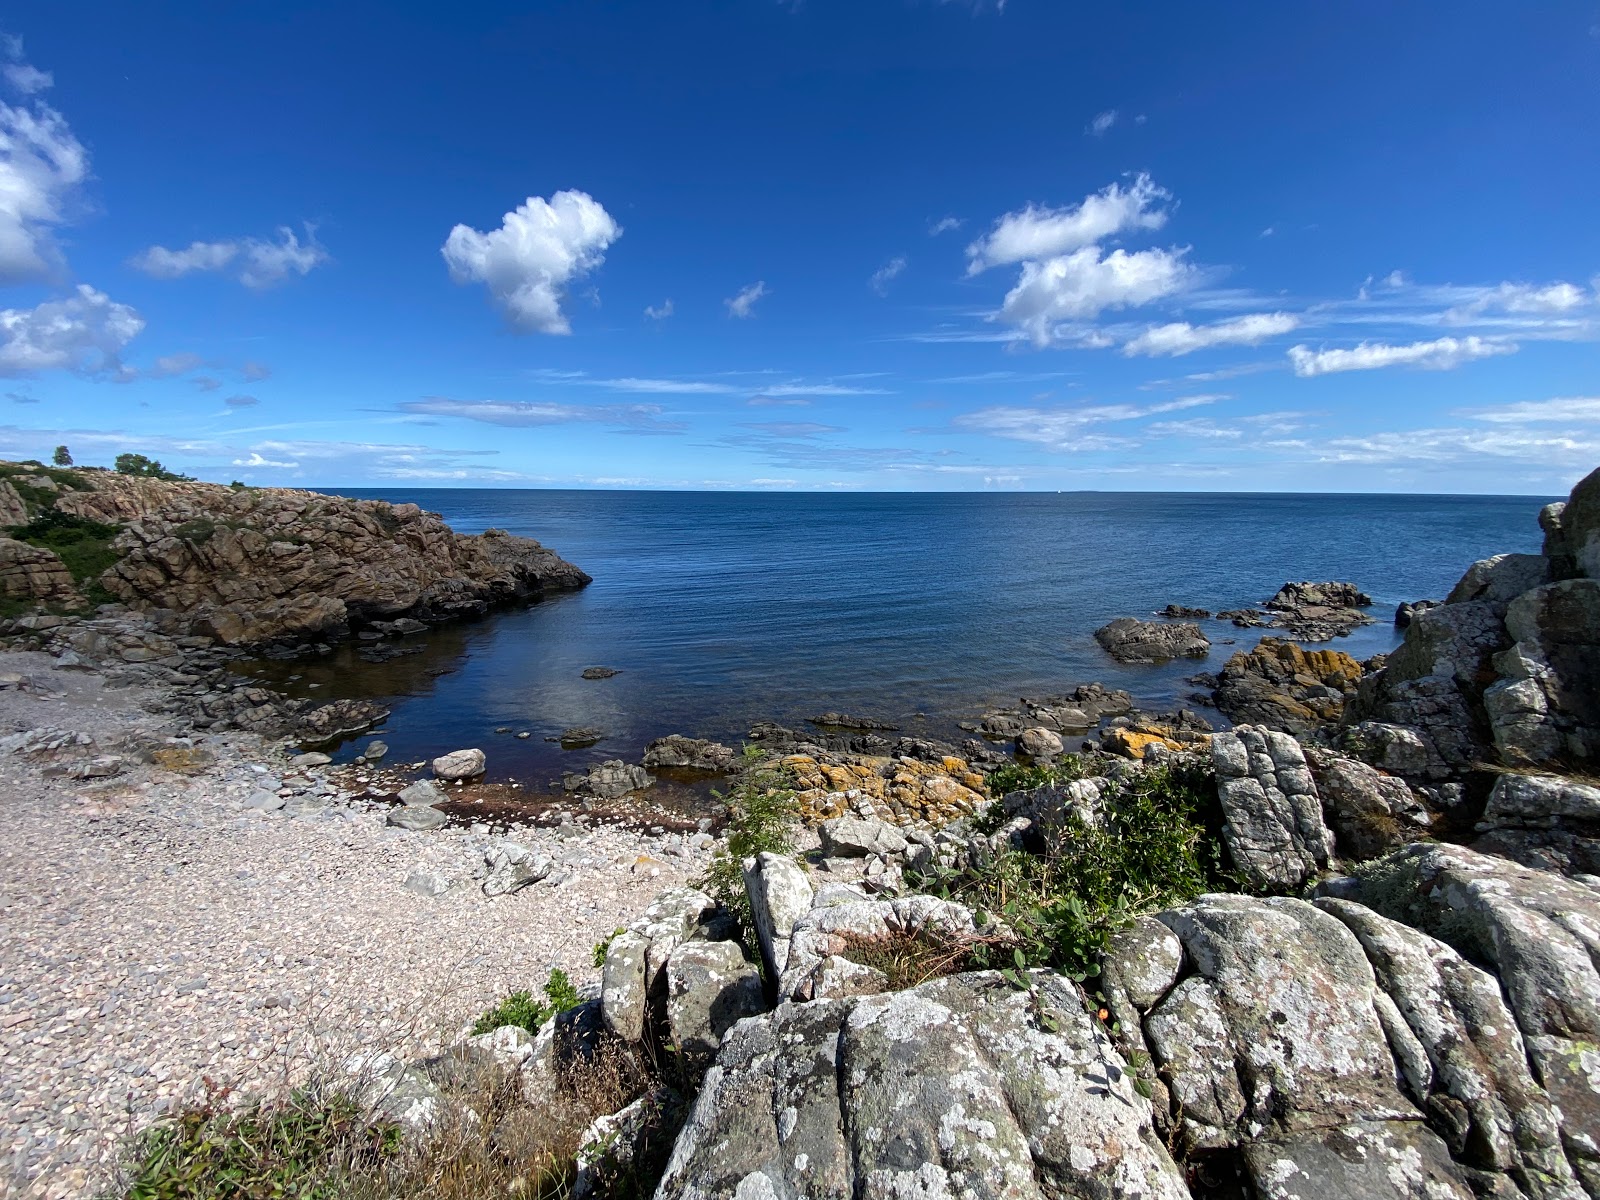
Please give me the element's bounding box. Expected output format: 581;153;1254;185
968;175;1193;347
966;173;1170;272
954;395;1214;452
0;285;144;376
131;225;329;289
442;190;620;334
1288;335;1515;377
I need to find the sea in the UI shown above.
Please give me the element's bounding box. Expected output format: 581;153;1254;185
245;489;1548;790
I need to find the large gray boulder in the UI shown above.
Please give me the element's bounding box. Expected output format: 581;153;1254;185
599;886;716;1042
1211;726;1333;889
1473;771;1600;877
1316;898;1581;1197
664;940;764;1060
817;815;907;859
654;970;1191;1200
431;747;486;780
563;759;653;799
1094;617;1210;663
1447;553;1552;608
1304;746;1429;862
1554;463;1600;579
1343;843;1600;1189
1486;579;1600;765
642;735;738;773
481;841;552;896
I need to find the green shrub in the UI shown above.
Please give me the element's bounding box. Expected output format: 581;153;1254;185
919;760;1222;981
694;748;800;944
593;928;626;968
9;509;121;583
121;1083;402;1200
471;968;582;1036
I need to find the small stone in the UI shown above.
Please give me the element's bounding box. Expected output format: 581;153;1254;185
289;752;331;768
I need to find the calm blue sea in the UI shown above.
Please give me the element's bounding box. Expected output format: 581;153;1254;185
260;490;1548;788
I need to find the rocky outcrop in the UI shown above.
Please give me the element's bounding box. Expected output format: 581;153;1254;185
599;887;717;1043
1095;616;1210;663
42;470;590;644
1472;771;1600;875
1103;892;1587;1200
1262;579;1377;640
0;538;79;605
1213;637;1365;734
1338;843;1600;1190
1304;747;1430;861
642;736;737;773
1211;726;1333;890
969;682;1133;739
0;480;30;526
656;970;1190;1200
562;760;652;799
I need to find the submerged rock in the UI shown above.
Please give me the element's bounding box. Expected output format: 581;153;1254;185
581;666;620;679
642;735;737;772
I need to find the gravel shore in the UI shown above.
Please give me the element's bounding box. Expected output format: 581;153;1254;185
0;650;706;1199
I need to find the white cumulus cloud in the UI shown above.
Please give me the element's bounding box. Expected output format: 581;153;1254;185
726;281;769;319
1123;312;1300;357
441;190;621;334
0;89;87;283
999;246;1193;347
1288;335;1515;377
0;285;144;376
233;451;298;469
966;173;1170;273
644;299;674;320
131;225;329;289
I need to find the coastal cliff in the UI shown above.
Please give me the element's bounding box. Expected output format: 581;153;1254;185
0;462;590;645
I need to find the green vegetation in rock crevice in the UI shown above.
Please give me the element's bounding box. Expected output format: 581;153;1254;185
8;508;123;604
918;755;1231;981
694;746;801;949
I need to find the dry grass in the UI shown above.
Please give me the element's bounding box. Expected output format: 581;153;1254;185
834;928;1009;991
1475;758;1600;789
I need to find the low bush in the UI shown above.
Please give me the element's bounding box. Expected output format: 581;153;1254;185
9;509;121;583
471;968;581;1036
919;758;1224;980
694;747;800;945
120;1082;402;1200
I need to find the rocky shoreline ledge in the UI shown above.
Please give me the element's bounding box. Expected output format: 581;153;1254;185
2;464;1598;1198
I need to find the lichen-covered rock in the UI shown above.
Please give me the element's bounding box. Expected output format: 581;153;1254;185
1095;616;1210;663
1315;898;1582;1197
600;886;716;1043
1473;772;1600;876
664;941;764;1060
654;970;1191;1200
1345;843;1600;1184
1304;747;1429;862
971;683;1134;738
1211;726;1333;889
1261;579;1376;640
1214;637;1364;734
777;895;987;1002
1487;580;1600;766
783;751;986;826
742;852;812;981
296;698;389;745
817;815;907;859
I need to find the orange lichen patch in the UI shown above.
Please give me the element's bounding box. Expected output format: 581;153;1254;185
1101;726;1211;760
782;752;987;828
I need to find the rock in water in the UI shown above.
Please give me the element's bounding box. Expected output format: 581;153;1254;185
432;748;485;780
1016;726;1064;762
642;735;737;772
581;666;620;679
1094;617;1210;663
297;699;390;745
655;970;1190;1200
562;760;652;798
1213;637;1363;734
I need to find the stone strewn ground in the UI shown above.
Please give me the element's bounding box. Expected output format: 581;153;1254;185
0;651;702;1199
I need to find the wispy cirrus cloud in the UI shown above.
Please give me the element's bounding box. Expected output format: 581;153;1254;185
1288;335;1515;377
1123;312;1299;357
953;395;1216;452
869;255;907;296
397;396;687;434
726;281;769;319
131;224;329;289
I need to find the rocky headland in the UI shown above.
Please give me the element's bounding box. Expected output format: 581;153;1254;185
3;463;1599;1199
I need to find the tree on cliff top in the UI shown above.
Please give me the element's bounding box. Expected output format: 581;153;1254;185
114;452;192;482
52;445;71;466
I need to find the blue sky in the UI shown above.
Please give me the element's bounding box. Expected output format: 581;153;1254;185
1;1;1597;493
